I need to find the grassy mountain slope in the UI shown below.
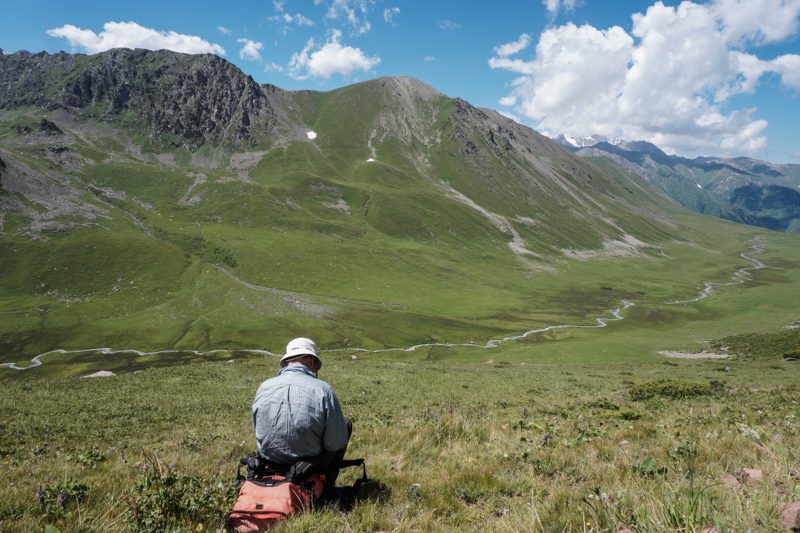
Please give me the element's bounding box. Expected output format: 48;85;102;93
0;50;695;359
0;49;798;369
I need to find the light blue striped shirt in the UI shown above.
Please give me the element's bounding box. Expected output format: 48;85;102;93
252;365;349;464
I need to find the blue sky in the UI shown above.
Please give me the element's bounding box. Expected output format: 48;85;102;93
2;0;799;163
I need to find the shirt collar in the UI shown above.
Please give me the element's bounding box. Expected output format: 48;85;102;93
279;365;317;378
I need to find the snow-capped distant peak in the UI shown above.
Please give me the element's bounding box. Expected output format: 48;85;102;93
554;133;625;148
562;133;579;146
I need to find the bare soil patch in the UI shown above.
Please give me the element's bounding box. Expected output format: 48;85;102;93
658;350;730;359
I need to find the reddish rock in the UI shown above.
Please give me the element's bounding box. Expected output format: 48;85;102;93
741;468;764;483
615;528;635;533
722;473;741;490
619;440;631;449
780;501;800;529
701;529;719;533
754;442;770;454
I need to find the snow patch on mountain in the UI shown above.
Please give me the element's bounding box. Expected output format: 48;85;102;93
555;134;625;148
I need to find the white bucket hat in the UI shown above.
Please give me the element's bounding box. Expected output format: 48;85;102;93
280;337;322;369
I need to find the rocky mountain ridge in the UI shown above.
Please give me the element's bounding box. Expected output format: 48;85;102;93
0;48;297;148
2;48;679;252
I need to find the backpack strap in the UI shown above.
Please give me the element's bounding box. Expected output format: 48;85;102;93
238;452;292;483
286;460;324;485
338;458;368;492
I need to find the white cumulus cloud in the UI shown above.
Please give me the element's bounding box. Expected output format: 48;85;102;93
543;0;580;16
439;19;460;30
288;29;380;79
768;54;800;91
237;39;263;61
493;33;532;58
490;0;800;156
266;12;315;27
497;110;523;124
47;21;225;55
499;95;517;106
384;7;400;25
714;0;800;45
217;26;231;35
324;0;372;35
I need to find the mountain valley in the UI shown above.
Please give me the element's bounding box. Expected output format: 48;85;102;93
0;48;701;360
1;46;800;533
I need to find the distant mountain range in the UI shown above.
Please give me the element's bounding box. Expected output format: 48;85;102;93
555;134;800;232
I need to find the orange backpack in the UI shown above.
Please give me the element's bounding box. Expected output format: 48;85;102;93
227;454;367;532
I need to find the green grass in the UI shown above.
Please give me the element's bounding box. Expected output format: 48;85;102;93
1;334;798;531
2;176;799;530
2;81;800;531
5;89;799;361
2;202;799;365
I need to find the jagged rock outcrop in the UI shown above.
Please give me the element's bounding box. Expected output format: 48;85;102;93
0;48;278;147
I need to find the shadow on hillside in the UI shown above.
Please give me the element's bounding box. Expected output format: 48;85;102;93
357;479;392;504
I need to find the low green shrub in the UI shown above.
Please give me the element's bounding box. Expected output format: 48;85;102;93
73;447;105;468
128;455;235;532
617;408;643;421
36;480;88;521
628;379;712;401
632;456;668;478
712;329;800;360
585;398;619;411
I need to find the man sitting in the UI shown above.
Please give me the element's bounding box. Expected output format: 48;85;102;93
252;337;351;493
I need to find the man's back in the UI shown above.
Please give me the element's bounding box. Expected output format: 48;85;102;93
252;365;348;465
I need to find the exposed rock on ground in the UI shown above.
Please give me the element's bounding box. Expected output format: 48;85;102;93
740;468;764;483
81;370;116;378
781;501;800;529
658;350;729;359
722;473;741;490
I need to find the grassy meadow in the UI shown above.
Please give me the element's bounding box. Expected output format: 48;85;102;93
3;84;800;531
1;329;798;532
2;218;800;532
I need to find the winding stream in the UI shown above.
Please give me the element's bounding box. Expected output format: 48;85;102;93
0;238;767;371
665;236;767;304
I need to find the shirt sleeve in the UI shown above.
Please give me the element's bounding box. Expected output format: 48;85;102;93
322;389;349;452
252;386;265;449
